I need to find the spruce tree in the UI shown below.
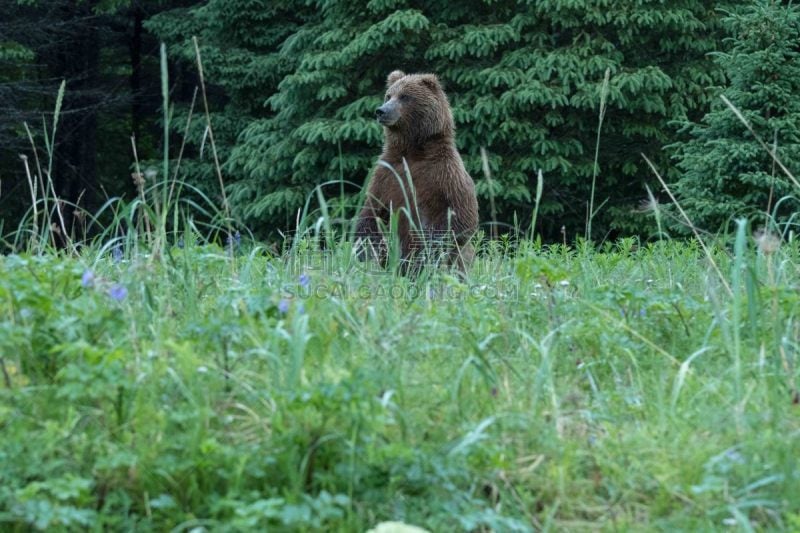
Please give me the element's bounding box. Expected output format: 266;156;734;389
671;0;800;234
145;0;313;209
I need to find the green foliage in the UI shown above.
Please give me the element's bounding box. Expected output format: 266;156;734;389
148;0;741;241
0;41;34;66
2;234;800;529
144;0;315;211
671;1;800;233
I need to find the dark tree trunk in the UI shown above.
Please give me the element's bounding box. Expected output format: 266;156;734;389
53;0;100;236
80;9;100;209
130;4;143;142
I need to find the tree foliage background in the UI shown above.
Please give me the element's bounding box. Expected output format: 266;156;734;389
670;1;800;234
4;0;799;244
0;0;172;236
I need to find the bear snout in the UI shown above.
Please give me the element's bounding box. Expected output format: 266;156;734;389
376;103;399;126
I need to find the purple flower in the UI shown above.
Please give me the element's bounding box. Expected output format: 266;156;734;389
278;299;290;314
226;231;241;248
299;273;310;288
81;270;95;288
108;284;128;302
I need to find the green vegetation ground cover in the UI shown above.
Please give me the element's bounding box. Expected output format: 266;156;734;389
1;235;799;531
3;3;800;531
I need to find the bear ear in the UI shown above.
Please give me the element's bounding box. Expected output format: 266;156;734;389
386;70;405;87
420;74;442;92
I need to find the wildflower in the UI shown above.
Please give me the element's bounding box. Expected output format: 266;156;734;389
108;284;128;302
226;231;241;248
754;228;780;255
130;172;145;188
81;270;95;288
558;280;570;287
278;299;290;314
197;366;208;374
299;273;310;288
724;449;744;464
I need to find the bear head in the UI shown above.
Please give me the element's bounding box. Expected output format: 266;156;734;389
375;70;455;144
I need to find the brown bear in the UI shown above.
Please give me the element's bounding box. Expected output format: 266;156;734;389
355;70;479;274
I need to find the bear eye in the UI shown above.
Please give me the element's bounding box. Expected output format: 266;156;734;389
384;94;390;102
399;94;411;102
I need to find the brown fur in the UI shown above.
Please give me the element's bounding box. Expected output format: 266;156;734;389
355;70;479;274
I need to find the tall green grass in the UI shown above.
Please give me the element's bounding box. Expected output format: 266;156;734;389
2;234;800;531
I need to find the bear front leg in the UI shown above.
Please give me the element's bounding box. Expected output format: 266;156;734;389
422;211;476;274
354;208;387;265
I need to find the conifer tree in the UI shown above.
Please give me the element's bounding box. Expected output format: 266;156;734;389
145;0;313;205
671;1;800;233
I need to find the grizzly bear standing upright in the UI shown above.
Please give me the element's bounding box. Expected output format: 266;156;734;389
355;70;479;274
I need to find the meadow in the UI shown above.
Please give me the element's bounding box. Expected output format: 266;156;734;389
2;11;800;527
2;223;799;531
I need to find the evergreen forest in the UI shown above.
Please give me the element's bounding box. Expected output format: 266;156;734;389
3;0;799;243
